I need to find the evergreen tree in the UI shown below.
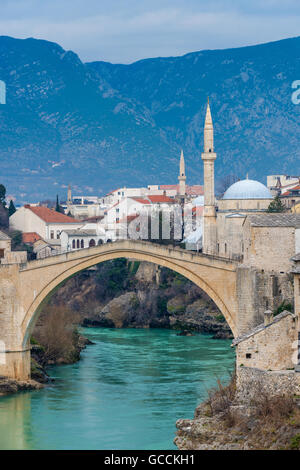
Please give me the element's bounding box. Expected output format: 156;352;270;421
267;195;286;213
8;199;16;217
0;184;6;208
55;195;64;213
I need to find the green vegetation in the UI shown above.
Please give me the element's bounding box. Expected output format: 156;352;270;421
157;297;168;317
8;200;16;216
267;195;286;213
0;184;6;208
215;314;226;323
96;258;129;295
274;300;293;316
55;195;64;214
128;260;140;275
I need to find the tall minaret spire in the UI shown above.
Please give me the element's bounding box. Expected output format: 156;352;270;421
204;97;214;153
178;149;186;196
201;99;217;254
67;184;72;214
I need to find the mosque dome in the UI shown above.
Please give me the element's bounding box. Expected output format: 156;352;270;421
223;179;272;200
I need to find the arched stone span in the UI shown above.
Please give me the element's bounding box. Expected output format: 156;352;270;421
0;240;239;380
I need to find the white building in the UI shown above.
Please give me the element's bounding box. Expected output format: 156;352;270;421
10;205;83;242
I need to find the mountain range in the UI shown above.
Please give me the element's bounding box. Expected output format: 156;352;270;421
0;35;299;203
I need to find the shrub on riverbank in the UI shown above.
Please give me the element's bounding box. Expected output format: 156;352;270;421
33;306;81;364
175;374;300;450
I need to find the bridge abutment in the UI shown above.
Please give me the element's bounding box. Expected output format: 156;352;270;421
0;349;30;380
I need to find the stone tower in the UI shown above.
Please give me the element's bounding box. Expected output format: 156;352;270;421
67;184;72;213
201;99;217;254
178;149;186;197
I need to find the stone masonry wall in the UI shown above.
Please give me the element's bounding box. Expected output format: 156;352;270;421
243;224;295;273
236;366;300;403
236;265;294;334
235;312;297;371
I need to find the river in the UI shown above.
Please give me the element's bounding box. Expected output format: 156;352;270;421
0;327;235;450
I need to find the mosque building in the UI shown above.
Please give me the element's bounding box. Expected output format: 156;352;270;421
201;99;273;259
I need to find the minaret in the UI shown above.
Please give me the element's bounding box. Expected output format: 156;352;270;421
178;149;186;196
201;98;217;254
67;184;72;213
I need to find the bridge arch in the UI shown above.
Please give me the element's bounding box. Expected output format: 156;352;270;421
20;241;238;350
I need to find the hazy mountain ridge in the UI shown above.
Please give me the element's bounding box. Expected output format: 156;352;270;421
0;35;299;202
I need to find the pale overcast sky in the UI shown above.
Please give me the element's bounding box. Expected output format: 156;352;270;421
0;0;300;63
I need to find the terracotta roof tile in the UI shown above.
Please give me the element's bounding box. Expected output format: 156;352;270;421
131;197;151;204
22;232;42;244
24;205;81;224
147;195;174;203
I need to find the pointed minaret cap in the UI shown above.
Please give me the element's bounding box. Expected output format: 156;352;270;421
205;97;213;127
179;149;185;177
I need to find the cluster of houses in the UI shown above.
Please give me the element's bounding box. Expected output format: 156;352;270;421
268;175;300;211
8;152;205;259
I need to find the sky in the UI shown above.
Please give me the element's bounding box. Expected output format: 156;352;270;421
0;0;300;63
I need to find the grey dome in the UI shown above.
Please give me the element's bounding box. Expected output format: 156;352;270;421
223;179;272;200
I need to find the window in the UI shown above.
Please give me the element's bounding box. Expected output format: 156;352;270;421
56;231;60;239
81;239;84;248
72;239;75;249
77;239;80;249
224;243;227;253
89;239;96;247
0;249;4;259
246;353;252;359
50;230;54;239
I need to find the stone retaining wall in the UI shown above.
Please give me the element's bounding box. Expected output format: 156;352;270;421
236;366;300;403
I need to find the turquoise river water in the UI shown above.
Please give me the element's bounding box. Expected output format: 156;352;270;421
0;327;235;450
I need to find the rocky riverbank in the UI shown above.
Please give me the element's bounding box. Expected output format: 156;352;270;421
0;377;44;396
49;259;232;338
0;333;93;395
175;374;300;450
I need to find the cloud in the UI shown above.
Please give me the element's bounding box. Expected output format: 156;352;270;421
0;1;299;62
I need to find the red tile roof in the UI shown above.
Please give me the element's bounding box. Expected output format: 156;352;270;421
24;205;81;223
147;195;174;203
22;232;42;244
131;197;151;205
117;214;139;224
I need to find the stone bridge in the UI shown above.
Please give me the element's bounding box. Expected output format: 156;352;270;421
0;239;254;380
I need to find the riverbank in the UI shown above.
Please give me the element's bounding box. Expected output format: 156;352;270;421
51;260;232;339
0;332;92;396
175;374;300;450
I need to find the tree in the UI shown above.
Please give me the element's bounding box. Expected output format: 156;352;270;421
8;200;16;217
55;195;64;213
0;204;8;229
267;195;286;213
0;184;6;208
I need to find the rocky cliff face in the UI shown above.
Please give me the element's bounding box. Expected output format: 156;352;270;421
49;259;232;338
